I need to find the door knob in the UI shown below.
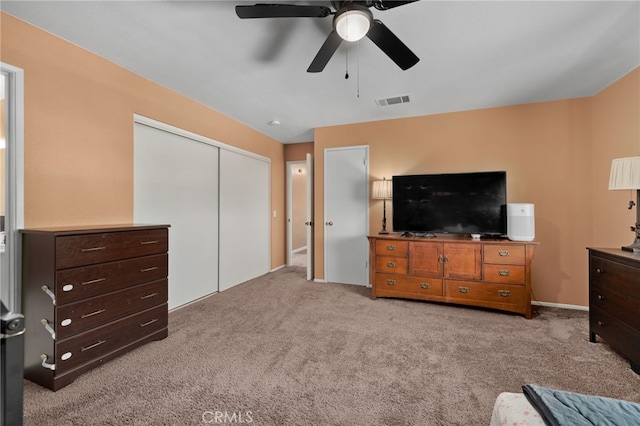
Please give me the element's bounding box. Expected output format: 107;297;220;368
326;221;333;226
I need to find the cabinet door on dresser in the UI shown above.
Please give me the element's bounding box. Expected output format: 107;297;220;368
443;243;482;280
21;225;170;391
409;242;443;277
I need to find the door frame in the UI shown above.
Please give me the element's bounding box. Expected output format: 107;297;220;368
323;145;369;285
0;62;25;313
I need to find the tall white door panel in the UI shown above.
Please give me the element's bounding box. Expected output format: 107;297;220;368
324;146;369;286
134;122;219;309
306;153;314;281
219;149;270;291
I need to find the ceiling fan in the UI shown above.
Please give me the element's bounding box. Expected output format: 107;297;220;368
235;1;420;73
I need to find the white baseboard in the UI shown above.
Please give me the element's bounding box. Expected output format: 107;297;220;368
271;264;286;272
314;279;327;283
292;246;307;254
532;301;589;311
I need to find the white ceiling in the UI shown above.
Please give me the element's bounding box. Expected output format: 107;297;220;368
2;1;639;143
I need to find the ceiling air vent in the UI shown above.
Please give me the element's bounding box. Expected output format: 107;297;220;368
375;95;411;107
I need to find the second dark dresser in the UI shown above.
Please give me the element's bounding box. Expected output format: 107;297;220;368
21;224;170;390
588;247;640;374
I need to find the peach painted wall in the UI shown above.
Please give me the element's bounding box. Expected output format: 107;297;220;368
0;12;287;269
284;142;313;162
591;69;640;247
315;67;639;307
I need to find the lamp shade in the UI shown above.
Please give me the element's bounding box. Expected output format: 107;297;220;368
372;179;393;200
609;156;640;190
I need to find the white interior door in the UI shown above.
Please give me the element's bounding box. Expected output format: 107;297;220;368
134;122;219;309
306;153;314;280
324;146;369;286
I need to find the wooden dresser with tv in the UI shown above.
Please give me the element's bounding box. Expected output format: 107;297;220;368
21;224;170;390
588;247;640;374
368;235;538;318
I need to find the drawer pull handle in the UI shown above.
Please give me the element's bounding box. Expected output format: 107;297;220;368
420;283;430;289
386;245;396;251
498;250;510;257
40;354;56;370
598;321;606;327
386;262;396;268
41;319;56;340
81;340;106;352
41;285;56;306
438;255;446;264
140;266;159;272
597;294;606;301
140;240;159;245
81;278;106;286
81;309;106;319
62;284;74;292
140;318;159;327
81;246;106;252
596;268;605;274
458;287;469;293
140;292;159;300
386;279;396;286
60;318;72;327
498;270;510;276
498;290;511;297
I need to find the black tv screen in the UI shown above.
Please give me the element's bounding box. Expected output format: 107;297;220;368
392;171;507;235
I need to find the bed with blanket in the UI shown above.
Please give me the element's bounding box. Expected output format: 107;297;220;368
490;384;640;426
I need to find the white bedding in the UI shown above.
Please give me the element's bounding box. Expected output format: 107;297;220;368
490;392;545;426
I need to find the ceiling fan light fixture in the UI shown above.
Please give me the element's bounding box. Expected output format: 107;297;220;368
334;6;372;42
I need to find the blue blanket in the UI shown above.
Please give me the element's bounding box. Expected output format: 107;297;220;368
522;384;640;426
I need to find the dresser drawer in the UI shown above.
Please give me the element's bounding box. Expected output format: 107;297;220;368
590;256;640;299
55;253;168;304
56;228;169;269
376;273;443;297
591;281;640;330
53;304;167;374
483;245;525;265
375;240;408;257
54;279;168;340
375;256;408;274
590;306;640;367
445;280;526;304
483;264;525;284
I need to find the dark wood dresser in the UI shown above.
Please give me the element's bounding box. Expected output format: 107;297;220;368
588;248;640;374
21;224;170;390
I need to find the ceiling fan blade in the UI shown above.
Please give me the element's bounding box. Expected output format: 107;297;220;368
373;0;418;10
373;1;419;11
307;30;343;73
366;20;419;70
236;4;332;19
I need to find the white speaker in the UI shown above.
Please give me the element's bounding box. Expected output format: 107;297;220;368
507;203;535;241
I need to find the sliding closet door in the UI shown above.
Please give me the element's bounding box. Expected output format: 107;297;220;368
134;123;219;309
219;149;270;291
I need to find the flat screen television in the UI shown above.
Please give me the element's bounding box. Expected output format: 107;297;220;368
392;171;507;236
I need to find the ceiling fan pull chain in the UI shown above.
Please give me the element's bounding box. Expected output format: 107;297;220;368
357;40;360;98
345;43;349;79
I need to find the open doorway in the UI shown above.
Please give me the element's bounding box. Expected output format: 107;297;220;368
287;161;307;267
0;63;24;313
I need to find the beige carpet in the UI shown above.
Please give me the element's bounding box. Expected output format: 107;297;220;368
23;266;640;425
